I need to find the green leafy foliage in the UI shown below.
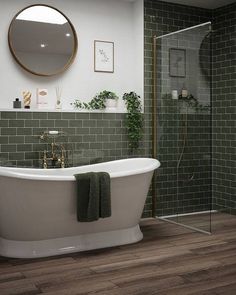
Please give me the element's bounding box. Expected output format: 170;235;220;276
96;90;118;101
123;92;143;151
178;94;210;112
72;90;118;110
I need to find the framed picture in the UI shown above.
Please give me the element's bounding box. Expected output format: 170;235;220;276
169;48;186;77
94;40;114;73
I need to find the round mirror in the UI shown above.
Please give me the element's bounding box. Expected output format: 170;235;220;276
8;5;78;76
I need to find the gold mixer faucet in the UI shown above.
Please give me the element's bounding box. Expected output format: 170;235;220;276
42;143;66;169
40;131;66;169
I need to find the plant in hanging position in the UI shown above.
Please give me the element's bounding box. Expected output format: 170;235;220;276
123;92;143;151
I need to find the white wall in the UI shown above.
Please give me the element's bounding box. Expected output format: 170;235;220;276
0;0;144;111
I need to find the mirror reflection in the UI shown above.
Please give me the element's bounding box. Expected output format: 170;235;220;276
8;5;78;76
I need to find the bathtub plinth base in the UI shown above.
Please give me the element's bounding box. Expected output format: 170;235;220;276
0;225;143;258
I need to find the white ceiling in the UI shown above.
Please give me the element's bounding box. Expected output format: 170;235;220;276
160;0;235;9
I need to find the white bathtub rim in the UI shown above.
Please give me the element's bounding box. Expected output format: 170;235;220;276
0;157;160;181
0;225;143;259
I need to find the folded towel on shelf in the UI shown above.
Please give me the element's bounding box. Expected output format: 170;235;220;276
74;172;111;222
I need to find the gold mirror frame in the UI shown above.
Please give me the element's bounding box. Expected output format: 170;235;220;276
8;4;78;77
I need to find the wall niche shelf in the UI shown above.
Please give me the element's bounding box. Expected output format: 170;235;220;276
0;108;127;114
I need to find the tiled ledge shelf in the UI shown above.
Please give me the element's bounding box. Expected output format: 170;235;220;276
0;108;127;113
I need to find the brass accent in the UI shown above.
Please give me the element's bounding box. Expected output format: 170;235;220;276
152;36;157;217
42;143;66;169
8;4;78;77
43;150;47;169
61;147;65;169
40;132;66;169
43;142;65;169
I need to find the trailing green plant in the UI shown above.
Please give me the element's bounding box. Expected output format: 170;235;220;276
97;90;118;101
72;90;118;110
72;96;105;110
178;94;210;112
123;91;143;151
160;93;210;113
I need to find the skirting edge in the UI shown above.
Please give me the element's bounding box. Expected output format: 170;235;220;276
0;225;143;258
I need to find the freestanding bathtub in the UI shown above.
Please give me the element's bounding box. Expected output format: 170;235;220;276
0;158;160;258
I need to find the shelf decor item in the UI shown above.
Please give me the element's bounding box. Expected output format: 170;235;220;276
13;98;21;109
23;91;31;109
55;86;62;110
37;88;48;109
72;90;118;111
102;90;118;109
94;40;114;73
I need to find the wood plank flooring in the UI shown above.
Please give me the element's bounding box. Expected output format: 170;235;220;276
0;213;236;295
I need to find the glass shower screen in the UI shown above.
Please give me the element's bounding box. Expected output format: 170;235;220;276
154;22;212;233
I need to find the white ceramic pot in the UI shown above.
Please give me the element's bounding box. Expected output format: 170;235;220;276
105;99;117;109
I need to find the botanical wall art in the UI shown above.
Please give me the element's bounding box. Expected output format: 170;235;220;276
94;40;114;73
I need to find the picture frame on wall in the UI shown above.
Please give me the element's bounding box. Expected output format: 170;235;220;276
169;48;186;77
94;40;114;73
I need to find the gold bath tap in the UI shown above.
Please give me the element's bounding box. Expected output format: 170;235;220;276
42;144;66;169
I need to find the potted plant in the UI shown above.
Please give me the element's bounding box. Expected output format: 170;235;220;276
72;90;118;110
123;92;143;151
99;90;118;109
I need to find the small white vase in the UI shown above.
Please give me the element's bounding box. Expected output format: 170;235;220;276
105;99;117;109
55;100;62;111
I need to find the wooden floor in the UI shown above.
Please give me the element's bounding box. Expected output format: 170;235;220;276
0;213;236;295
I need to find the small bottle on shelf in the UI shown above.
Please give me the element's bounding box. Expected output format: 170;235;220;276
181;84;188;98
13;98;21;109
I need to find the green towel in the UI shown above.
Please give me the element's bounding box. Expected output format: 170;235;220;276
98;172;111;218
74;172;111;222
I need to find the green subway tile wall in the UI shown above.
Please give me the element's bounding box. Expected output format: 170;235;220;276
212;3;236;215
